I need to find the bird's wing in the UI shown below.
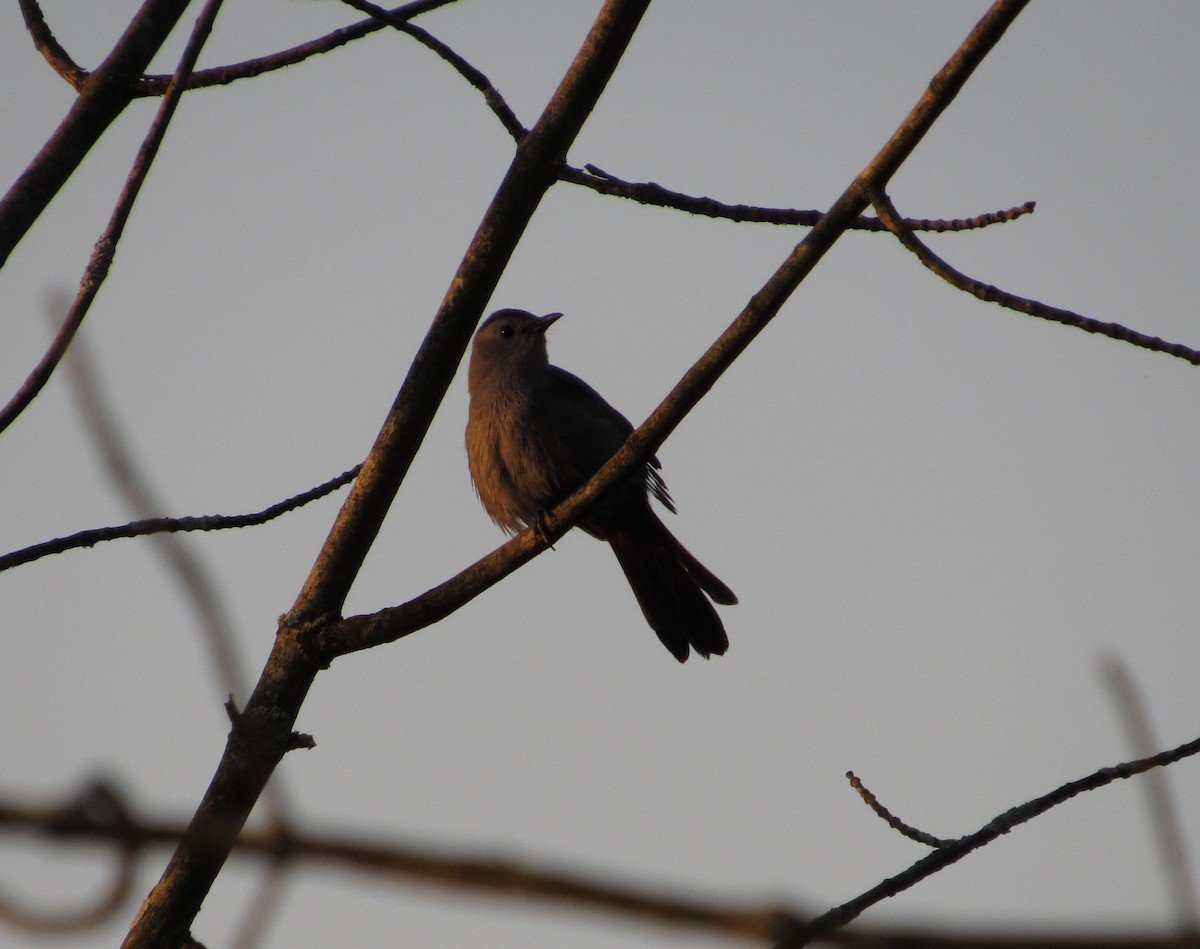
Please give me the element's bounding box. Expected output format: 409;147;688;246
542;367;675;512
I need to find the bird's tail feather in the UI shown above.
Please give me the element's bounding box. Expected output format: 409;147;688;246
607;514;733;662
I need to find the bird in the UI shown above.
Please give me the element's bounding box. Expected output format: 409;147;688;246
465;307;736;662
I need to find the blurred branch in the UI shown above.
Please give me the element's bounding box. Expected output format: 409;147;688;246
870;189;1200;365
227;864;287;949
779;734;1200;947
565;163;1037;232
0;783;136;936
1102;657;1200;935
5;773;1199;947
56;301;297;842
2;780;795;942
0;0;218;436
1;0;191;270
0;466;359;573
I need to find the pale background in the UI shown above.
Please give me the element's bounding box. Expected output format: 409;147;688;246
1;2;1197;947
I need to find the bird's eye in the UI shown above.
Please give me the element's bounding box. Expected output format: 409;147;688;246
498;325;514;339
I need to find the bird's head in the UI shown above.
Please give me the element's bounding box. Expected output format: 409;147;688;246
469;308;562;390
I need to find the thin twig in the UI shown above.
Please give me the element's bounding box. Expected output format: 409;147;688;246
565;163;1036;232
17;0;86;87
339;0;527;140
0;0;218;435
871;189;1200;365
134;1;463;95
20;1;461;96
846;772;951;848
0;466;359;573
778;734;1200;946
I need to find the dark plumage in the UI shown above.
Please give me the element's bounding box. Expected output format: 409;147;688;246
465;308;736;661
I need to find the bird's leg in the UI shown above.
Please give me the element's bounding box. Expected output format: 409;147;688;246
532;511;557;549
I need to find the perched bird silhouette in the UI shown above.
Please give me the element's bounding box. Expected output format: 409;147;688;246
465;308;736;661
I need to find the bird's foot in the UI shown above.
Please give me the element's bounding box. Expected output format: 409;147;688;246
532;512;556;549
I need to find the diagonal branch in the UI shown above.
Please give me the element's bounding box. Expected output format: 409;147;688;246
0;0;192;271
339;0;527;140
0;0;218;436
871;189;1200;364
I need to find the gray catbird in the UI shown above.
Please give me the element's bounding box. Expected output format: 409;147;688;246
465;308;736;662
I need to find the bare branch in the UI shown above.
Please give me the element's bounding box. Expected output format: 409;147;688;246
339;0;527;140
564;163;1037;232
26;0;1023;240
20;1;462;96
0;0;192;271
134;1;463;94
778;734;1200;947
870;189;1200;365
17;0;86;88
846;772;951;849
0;0;220;436
0;466;359;573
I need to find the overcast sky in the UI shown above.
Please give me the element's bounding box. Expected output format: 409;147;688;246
2;3;1198;947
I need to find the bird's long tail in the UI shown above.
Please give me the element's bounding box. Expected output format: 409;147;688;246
607;512;736;662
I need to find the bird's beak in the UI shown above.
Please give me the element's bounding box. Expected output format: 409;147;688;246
535;312;563;333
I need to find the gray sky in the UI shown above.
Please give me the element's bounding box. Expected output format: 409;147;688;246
1;2;1198;947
